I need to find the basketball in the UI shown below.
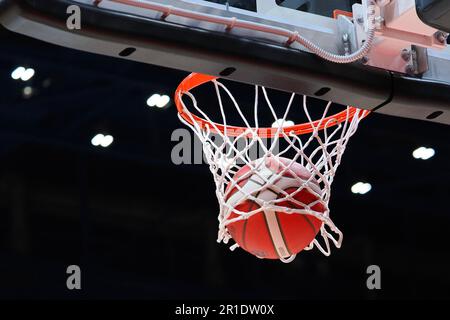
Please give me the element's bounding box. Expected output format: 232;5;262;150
224;156;325;260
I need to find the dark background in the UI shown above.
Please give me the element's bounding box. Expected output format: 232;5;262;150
0;1;450;300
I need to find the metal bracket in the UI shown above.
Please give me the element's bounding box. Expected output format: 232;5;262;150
353;0;445;74
411;45;429;75
337;15;357;56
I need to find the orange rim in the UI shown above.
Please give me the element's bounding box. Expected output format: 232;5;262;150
333;9;353;19
175;73;370;138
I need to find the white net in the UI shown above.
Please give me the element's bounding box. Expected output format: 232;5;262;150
176;74;369;263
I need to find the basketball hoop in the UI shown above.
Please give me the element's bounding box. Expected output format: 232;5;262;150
175;73;370;262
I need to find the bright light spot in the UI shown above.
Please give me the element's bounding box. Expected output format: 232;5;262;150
100;135;114;147
157;95;170;108
271;119;295;128
42;78;52;88
21;68;35;81
22;86;34;98
412;147;435;160
91;134;114;148
147;94;170;108
11;67;35;81
91;134;103;147
11;67;26;80
351;182;372;195
146;95;158;107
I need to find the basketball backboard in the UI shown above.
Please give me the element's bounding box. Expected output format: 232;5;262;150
1;0;449;124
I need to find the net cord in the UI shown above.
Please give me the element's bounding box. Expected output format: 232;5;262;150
177;78;368;262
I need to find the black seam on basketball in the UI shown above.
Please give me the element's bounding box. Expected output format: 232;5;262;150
242;219;249;250
240;168;277;257
262;211;279;259
275;212;292;256
302;214;317;235
261;172;280;258
275;185;313;255
242;199;259;251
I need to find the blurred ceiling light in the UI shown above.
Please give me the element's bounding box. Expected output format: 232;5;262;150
21;68;35;81
271;119;295;128
412;147;435;160
22;86;34;99
11;66;35;81
91;134;114;148
147;94;170;108
11;67;26;80
100;135;114;148
91;134;103;147
42;78;52;88
351;182;372;195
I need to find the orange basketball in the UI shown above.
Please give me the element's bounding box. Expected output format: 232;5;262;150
224;156;325;260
